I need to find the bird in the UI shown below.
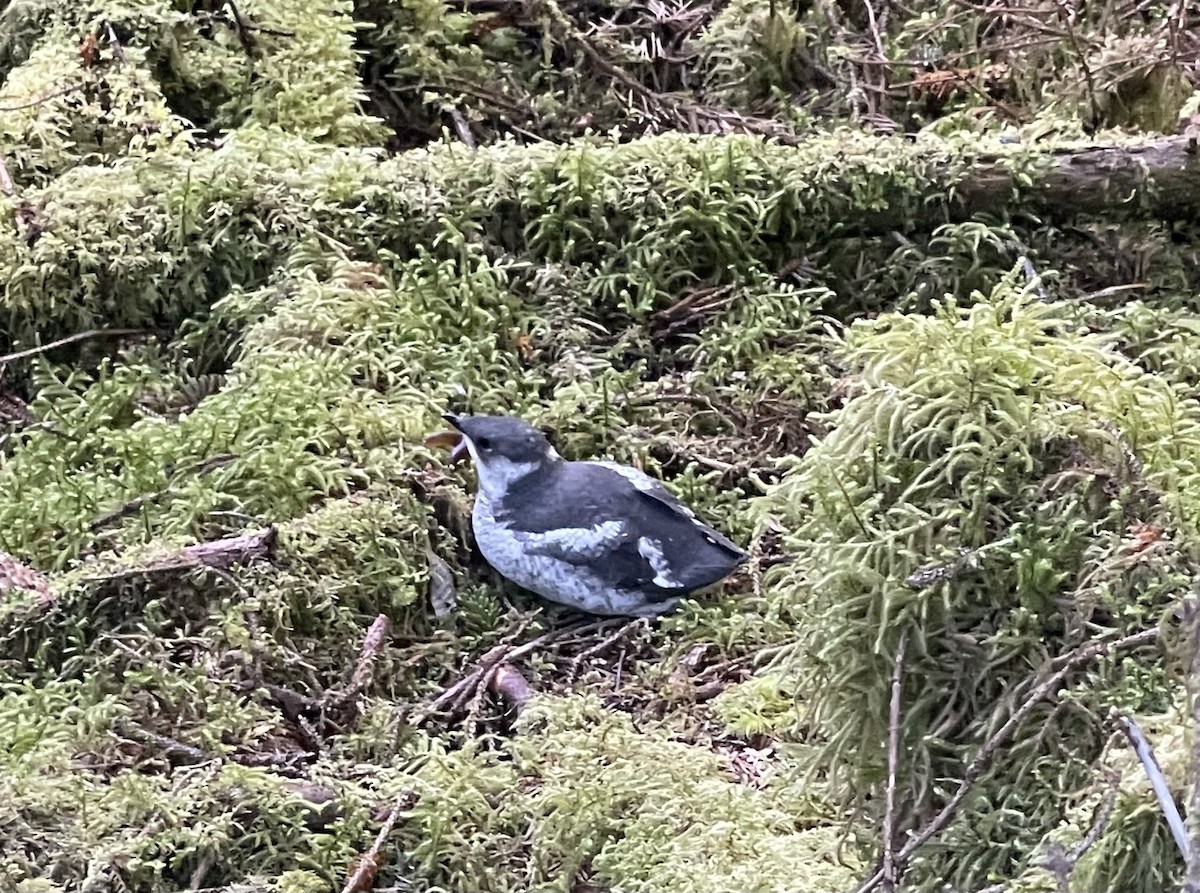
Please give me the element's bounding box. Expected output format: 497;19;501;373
439;413;747;617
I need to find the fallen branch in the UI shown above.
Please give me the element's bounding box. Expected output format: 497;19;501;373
347;614;390;699
1182;593;1200;893
188;851;215;890
80;527;277;583
101;21;127;66
114;721;208;766
0;83;86;112
950;135;1200;228
852;626;1161;893
569;617;646;678
489;662;534;712
1032;765;1121;890
414;617;612;725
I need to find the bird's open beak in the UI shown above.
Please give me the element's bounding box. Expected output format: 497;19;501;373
425;414;470;463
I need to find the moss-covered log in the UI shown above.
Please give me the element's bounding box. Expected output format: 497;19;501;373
951;135;1200;227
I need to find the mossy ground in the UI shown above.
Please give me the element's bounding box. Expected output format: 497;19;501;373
2;0;1199;891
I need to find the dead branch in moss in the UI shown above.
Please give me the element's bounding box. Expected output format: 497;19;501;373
489;662;534;712
114;720;208;766
415;617;620;725
0;83;85;112
536;0;802;142
1066;766;1121;860
852;626;1162;893
80;527;277;583
948;135;1200;228
347;614;391;699
426;547;457;618
1182;593;1200;892
1115;710;1191;860
570;618;647;678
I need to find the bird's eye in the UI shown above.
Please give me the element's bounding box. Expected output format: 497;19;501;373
475;436;492;451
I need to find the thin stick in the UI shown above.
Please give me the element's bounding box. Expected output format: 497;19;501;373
415;617;610;724
338;792;414;893
347;614;390;698
0;328;141;365
881;630;909;892
1114;711;1191;859
1186;594;1200;893
0;84;85;112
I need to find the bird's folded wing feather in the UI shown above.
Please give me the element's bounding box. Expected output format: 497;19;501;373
511;520;630;562
593;461;745;558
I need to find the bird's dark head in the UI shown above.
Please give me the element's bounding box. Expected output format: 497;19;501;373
443;414;560;500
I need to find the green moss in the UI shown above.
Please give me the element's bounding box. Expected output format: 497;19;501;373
3;3;1199;887
711;672;805;737
695;0;814;107
234;0;383;143
388;694;859;892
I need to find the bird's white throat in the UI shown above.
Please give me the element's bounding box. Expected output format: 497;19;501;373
463;438;559;502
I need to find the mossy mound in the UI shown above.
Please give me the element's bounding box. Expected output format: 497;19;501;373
746;274;1195;889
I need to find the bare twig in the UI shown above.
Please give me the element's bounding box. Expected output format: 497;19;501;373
0;328;142;366
852;627;1161;893
114;721;208;765
489;662;535;712
426;546;457;618
860;0;891;108
449;107;477;149
415;618;610;725
339;792;416;893
569;617;645;677
188;851;215;890
1114;710;1191;860
102;22;127;65
1018;254;1052;302
0;84;86;112
881;630;909;892
1063;767;1121;863
1052;0;1101;126
1182;593;1200;892
347;614;390;699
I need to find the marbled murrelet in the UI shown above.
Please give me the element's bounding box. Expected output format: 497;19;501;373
444;414;747;617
